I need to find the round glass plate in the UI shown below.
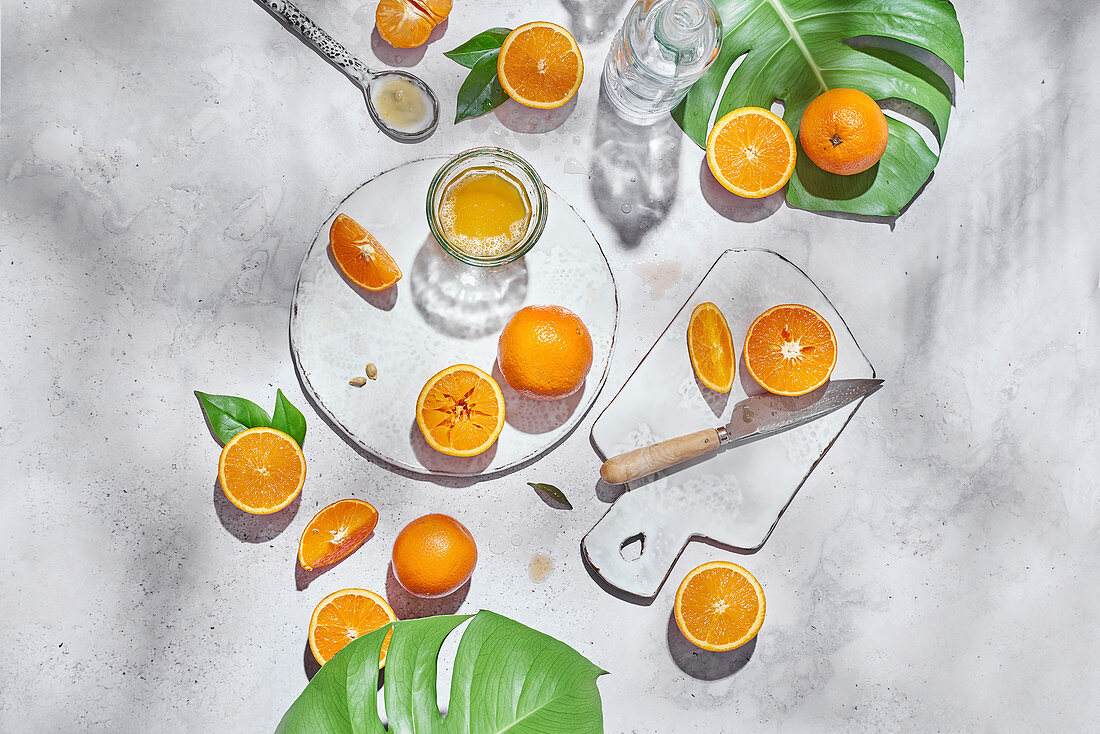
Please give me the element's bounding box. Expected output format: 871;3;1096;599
290;157;619;476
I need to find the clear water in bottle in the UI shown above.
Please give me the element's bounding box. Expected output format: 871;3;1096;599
602;0;723;124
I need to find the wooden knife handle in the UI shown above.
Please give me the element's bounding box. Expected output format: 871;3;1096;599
600;429;722;485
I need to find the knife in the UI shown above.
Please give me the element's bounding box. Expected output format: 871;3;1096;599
599;378;884;485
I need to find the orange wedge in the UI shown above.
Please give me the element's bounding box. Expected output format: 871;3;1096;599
217;427;305;514
375;0;451;49
706;107;797;198
308;588;397;667
674;561;766;652
497;22;583;109
329;213;402;291
744;304;837;396
415;364;505;457
687;302;734;393
298;499;379;571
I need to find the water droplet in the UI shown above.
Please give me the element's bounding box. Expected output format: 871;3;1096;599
621;203;632;213
563;157;589;176
510;534;523;547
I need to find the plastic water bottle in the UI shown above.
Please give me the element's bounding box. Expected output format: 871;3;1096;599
601;0;723;123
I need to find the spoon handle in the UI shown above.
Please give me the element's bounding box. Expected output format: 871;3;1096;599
258;0;372;86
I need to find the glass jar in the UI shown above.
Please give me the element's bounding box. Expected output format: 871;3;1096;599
425;147;548;267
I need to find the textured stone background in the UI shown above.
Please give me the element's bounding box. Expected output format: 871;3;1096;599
2;0;1098;731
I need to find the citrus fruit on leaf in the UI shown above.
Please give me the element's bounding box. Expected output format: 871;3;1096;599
497;22;583;109
308;588;397;666
798;88;889;175
497;305;593;401
706;107;797;198
392;514;477;598
375;0;451;49
217;427;305;515
674;561;766;652
298;498;379;571
744;304;837;396
415;364;505;457
329;213;402;291
687;302;734;393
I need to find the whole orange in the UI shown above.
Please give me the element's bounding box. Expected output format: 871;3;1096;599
497;305;593;401
391;514;477;598
798;88;889;175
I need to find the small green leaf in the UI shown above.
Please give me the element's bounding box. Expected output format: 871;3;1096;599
444;27;510;68
454;50;509;123
194;391;271;445
271;389;307;448
529;482;573;509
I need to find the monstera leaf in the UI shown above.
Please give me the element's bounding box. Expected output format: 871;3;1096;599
674;0;964;216
277;611;607;733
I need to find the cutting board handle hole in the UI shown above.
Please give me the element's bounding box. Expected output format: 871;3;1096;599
619;533;645;562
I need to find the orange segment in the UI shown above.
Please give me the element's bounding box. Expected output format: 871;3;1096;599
298;499;379;571
687;302;734;393
497;22;583;109
308;588;397;667
329;213;402;291
217;427;305;514
706;107;797;198
375;0;451;49
415;364;505;457
674;561;766;652
744;304;838;396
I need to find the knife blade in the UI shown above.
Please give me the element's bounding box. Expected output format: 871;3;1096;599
599;378;883;485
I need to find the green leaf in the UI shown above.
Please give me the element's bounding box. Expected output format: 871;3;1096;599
271;389;307;448
454;50;509;123
529;482;573;509
674;0;965;216
444;27;511;68
276;611;607;734
194;391;270;444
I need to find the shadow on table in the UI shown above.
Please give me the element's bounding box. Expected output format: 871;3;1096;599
370;21;449;67
699;156;785;223
492;361;584;435
386;563;471;619
667;613;757;680
495;97;577;134
213;479;300;543
326;246;399;311
560;0;623;43
295;529;376;591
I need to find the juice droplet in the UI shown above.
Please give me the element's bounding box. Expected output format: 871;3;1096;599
528;553;554;583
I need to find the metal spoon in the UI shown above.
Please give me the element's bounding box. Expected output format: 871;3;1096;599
256;0;440;143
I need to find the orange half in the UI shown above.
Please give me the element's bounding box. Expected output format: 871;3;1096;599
497;22;583;109
744;304;837;396
415;364;505;457
706;107;797;198
298;499;379;571
329;213;402;291
674;561;766;652
687;302;734;393
217;427;305;514
308;588;397;667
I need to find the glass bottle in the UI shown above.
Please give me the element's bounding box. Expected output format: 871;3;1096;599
601;0;723;124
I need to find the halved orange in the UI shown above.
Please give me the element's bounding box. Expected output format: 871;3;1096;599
706;107;797;198
415;364;505;457
674;561;766;652
329;213;402;291
298;499;379;571
687;302;734;393
375;0;451;49
308;588;397;667
744;304;837;396
497;22;583;109
217;427;305;514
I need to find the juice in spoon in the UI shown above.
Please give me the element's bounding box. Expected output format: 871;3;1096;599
438;167;532;258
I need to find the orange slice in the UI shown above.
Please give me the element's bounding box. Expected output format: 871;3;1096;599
497;22;583;109
674;561;766;652
329;213;402;291
298;499;379;571
744;304;837;396
687;302;734;393
706;107;797;198
375;0;451;49
217;427;305;514
415;364;505;457
308;588;397;667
